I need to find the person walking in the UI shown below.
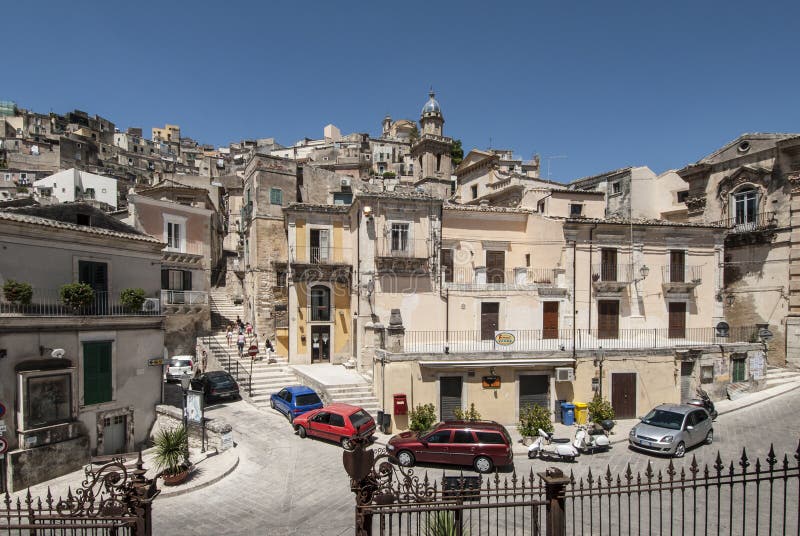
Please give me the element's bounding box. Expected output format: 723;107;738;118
236;315;244;332
225;325;233;347
236;331;246;357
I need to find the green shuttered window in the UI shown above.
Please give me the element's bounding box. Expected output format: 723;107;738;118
83;341;113;405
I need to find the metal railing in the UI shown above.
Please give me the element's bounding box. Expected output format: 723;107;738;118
376;238;429;259
346;441;800;535
0;288;162;316
290;246;352;264
402;326;758;354
202;336;252;397
711;210;778;232
591;264;633;283
160;290;208;305
445;267;558;289
661;264;703;284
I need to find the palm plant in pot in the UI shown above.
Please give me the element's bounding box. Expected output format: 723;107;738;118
154;426;190;486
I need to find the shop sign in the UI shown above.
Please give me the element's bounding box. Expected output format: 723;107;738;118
482;376;502;389
494;331;516;347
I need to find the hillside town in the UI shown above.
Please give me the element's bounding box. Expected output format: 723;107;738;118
1;92;799;533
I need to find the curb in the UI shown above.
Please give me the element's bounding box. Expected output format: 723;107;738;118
716;382;800;417
156;452;240;499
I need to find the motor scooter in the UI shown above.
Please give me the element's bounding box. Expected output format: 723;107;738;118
687;388;718;420
573;422;612;454
528;429;579;462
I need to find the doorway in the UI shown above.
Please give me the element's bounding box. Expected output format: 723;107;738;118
598;300;619;339
440;376;463;421
542;302;559;339
732;357;746;382
79;260;108;313
102;414;127;455
486;251;505;284
611;373;636;419
680;361;694;402
311;325;330;363
600;248;618;281
669;302;687;338
481;302;499;340
309;228;329;263
519;375;549;415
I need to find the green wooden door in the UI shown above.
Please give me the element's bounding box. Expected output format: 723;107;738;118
84;341;112;405
732;358;746;383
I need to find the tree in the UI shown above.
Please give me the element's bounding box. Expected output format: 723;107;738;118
451;139;464;166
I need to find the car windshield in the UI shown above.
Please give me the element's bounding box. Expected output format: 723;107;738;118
208;374;234;387
641;409;684;430
349;410;372;430
295;393;321;406
171;359;191;367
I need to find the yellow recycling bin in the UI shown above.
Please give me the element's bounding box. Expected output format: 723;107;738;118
573;402;589;425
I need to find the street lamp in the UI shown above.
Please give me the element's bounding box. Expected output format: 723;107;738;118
593;346;606;398
180;372;192;465
635;265;650;282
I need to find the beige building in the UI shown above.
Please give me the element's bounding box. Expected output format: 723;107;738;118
0;204;164;491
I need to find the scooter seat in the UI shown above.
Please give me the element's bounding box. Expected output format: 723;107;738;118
551;438;571;444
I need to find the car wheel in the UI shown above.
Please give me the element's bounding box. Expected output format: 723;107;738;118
674;441;686;458
270;399;275;409
705;429;714;445
473;456;493;474
296;425;307;438
396;450;415;467
341;437;355;451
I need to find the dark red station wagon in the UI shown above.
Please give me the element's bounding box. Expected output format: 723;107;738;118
387;421;513;473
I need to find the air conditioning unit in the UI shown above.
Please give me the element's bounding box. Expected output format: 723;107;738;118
340;177;351;187
555;367;575;382
141;298;160;312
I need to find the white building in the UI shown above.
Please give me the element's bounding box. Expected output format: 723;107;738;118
33;168;118;209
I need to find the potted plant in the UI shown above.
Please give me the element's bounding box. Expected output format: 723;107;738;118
519;404;553;446
408;403;437;432
59;282;94;312
120;288;146;312
587;395;615;424
154;426;190;486
2;280;33;308
453;403;481;421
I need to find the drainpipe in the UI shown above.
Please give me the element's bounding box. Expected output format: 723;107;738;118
572;240;577;359
445;287;450;352
588;223;598;332
285;224;291;364
355;208;360;362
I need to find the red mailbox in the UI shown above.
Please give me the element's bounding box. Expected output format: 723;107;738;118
393;394;408;415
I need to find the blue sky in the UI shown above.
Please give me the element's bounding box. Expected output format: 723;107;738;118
4;1;799;181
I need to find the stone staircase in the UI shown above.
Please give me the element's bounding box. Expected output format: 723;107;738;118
765;365;800;389
209;287;244;330
321;384;381;416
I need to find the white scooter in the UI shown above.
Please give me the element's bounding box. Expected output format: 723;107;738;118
573;423;611;454
528;429;579;462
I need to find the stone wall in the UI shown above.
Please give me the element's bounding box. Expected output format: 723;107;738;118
151;405;234;453
7;434;90;492
165;309;211;356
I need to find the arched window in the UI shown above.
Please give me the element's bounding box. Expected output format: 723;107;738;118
732;187;758;228
310;285;331;321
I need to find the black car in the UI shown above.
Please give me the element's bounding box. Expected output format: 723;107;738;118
192;371;240;402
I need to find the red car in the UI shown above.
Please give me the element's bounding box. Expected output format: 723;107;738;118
292;403;376;450
387;421;514;473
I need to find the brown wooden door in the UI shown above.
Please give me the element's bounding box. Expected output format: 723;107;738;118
601;248;617;281
481;302;499;340
542;302;559;339
486;251;505;284
670;250;685;283
597;300;619;339
668;302;686;338
611;373;636;419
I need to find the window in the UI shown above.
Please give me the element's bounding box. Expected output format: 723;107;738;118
310;285;331;321
677;190;689;203
76;213;91;226
329;414;345;427
166;221;182;250
162;269;192;291
270;188;283;205
83;341;113;406
700;366;714;384
333;192;353;205
84;188;95;199
4;174;10;181
733;188;758;227
20;173;27;181
569;204;583;217
425;430;452;443
391;223;410;252
525;253;531;267
453;430;474;443
611;181;621;195
669;250;686;283
26;374;72;428
475;431;505;444
538;200;545;213
471;184;478;199
441;249;454;283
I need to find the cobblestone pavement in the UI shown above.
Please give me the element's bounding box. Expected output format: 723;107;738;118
152;389;800;535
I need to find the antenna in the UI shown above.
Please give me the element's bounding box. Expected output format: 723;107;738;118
545;155;568;178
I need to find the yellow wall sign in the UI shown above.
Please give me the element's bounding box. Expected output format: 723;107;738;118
494;331;516;346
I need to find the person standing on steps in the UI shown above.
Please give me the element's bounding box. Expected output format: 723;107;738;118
236;316;244;332
226;325;233;347
237;330;246;357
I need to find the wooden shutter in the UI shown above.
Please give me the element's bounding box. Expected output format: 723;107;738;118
161;269;169;290
601;249;617;281
611;373;636;419
441;249;453;283
669;302;686;338
319;230;329;261
182;270;193;291
480;302;499;340
598;300;619;339
83;341;112;405
519;375;549;412
440;377;463;421
670;251;685;283
486;251;505;283
542;302;559;339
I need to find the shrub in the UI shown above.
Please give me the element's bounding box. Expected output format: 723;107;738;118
153;426;189;476
453;403;481;421
409;403;437;432
519;404;553;437
588;395;615;422
382;171;396;179
120;288;146;312
3;280;33;305
424;511;467;536
59;283;94;310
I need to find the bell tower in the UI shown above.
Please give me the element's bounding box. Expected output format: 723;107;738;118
420;91;444;136
410;90;454;198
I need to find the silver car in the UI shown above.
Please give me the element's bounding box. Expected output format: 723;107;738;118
629;404;713;458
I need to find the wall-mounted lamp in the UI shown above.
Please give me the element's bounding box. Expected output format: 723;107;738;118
363;206;373;218
635;265;650;282
489;366;496;376
726;294;735;306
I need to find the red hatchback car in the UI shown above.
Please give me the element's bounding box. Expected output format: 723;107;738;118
293;403;376;450
387;421;513;473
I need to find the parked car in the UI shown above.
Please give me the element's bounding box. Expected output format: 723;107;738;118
292;404;375;450
629;404;713;458
387;420;514;474
164;356;194;382
270;386;324;422
192;371;240;403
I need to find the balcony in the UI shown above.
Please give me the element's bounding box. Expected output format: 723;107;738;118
162;245;204;268
375;238;429;273
711;211;778;247
289;246;352;284
591;264;633;294
661;265;702;294
402;326;758;355
161;289;207;306
444;267;560;292
0;288;162;317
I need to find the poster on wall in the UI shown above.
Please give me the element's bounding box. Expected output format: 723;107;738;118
750;351;766;380
186;390;204;424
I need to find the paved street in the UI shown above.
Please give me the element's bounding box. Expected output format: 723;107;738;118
152;388;800;535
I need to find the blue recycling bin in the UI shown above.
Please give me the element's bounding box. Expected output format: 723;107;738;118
561;402;576;426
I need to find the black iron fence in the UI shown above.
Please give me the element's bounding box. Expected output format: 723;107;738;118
0;452;158;535
345;441;800;535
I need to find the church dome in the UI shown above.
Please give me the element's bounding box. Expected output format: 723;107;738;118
421;91;441;114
